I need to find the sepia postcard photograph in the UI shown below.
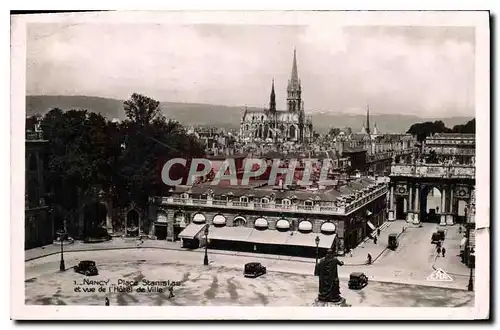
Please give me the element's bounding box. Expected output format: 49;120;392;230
10;10;490;320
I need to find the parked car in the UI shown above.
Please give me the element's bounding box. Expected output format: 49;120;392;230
244;262;266;278
431;232;441;244
348;272;368;289
388;233;399;250
74;260;99;276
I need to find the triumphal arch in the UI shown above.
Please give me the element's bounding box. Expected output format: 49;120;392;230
387;134;475;226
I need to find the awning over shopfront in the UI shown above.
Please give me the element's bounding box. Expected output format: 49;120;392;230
367;221;376;231
283;232;336;249
178;223;206;239
460;237;468;250
207;226;253;242
246;229;289;245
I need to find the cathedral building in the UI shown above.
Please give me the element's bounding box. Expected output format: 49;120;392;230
239;49;313;144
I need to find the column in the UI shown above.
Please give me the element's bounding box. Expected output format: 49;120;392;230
447;185;455;225
406;184;413;223
413;184;420;224
388;184;395;221
440;186;447;226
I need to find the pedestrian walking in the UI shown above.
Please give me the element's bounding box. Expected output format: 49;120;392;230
105;297;110;306
377;228;381;236
437;246;441;256
442;247;446;257
168;284;175;298
373;236;377;244
367;253;372;265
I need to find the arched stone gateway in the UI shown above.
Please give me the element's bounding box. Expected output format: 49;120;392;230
154;210;168;240
126;209;140;237
82;201;109;241
389;159;475;226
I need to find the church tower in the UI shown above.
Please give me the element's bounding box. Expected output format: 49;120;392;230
269;78;276;113
287;49;302;113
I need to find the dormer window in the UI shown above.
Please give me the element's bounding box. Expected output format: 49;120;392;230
181;193;189;199
282;199;291;206
305;200;314;207
261;197;270;204
240;196;249;203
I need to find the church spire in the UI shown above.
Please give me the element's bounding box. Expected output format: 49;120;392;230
366;104;371;135
269;78;276;112
287;48;302;112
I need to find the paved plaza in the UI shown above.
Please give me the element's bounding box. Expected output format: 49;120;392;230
25;253;473;307
25;220;474;306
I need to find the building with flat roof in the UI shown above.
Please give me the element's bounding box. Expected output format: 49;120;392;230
148;176;387;257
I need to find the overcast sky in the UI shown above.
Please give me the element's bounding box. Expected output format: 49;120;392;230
26;24;475;117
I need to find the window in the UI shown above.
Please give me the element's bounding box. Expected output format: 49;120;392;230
261;197;270;204
282;199;291;206
180;193;189;199
233;216;246;227
305;200;314;207
240;196;248;203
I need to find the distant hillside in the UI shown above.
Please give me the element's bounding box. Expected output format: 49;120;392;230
26;95;473;134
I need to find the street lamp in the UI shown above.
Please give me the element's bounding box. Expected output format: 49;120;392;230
468;264;474;291
203;224;209;266
57;228;66;271
314;235;320;276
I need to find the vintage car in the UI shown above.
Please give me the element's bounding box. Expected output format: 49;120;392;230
74;260;99;276
244;262;266;278
348;272;368;289
431;232;441;244
437;229;446;241
388;233;399;250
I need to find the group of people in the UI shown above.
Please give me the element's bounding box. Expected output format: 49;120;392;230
436;241;447;257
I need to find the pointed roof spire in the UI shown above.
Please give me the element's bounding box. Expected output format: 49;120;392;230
366;104;371;135
269;78;276;112
288;48;300;91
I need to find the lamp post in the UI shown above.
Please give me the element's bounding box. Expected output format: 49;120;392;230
468;264;474;291
203;224;209;266
314;235;320;276
57;228;66;271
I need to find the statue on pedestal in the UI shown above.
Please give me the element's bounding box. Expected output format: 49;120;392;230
314;249;345;303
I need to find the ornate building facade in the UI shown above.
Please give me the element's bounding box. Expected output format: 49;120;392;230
239;49;313;144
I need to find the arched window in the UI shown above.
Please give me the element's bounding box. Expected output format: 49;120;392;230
289;125;296;139
298;220;313;233
276;219;290;232
192;213;206;224
212;214;227;227
321;222;336;235
233;216;247;227
240;196;248;203
254;217;268;230
156;211;168;223
261;197;270;204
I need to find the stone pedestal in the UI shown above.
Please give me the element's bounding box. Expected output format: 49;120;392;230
440;214;447;226
312;297;350;307
412;212;420;224
446;214;455;226
388;209;395;221
406;212;414;223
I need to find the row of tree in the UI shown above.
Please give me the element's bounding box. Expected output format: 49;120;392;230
406;119;475;142
28;93;205;238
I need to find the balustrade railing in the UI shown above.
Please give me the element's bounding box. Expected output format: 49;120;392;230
390;163;475;179
157;185;387;215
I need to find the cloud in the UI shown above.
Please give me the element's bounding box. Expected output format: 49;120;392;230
26;23;475;117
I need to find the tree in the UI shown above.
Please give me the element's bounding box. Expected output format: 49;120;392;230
406;121;451;142
452;119;475;134
123;93;161;128
40;108;119;238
